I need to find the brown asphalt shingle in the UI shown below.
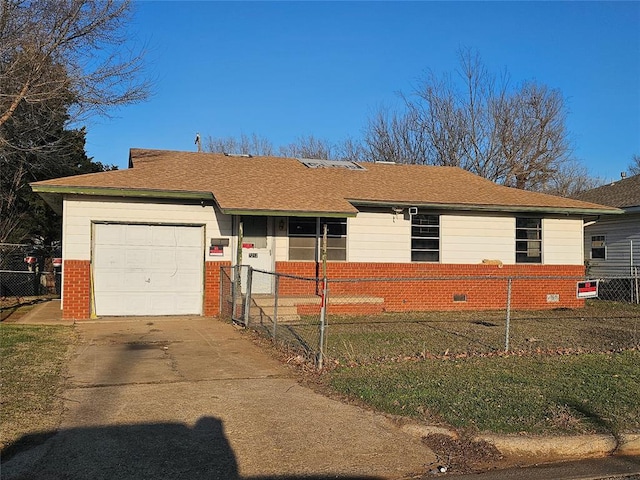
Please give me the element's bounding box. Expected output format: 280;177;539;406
32;148;618;215
573;174;640;209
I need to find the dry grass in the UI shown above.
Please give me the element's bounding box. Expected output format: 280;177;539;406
317;301;640;435
328;350;640;435
0;324;76;451
323;301;640;365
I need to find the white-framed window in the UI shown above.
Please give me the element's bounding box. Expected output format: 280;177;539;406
288;217;347;261
515;217;542;263
590;235;606;259
411;213;440;262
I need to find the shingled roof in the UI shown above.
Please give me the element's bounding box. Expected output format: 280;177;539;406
31;148;619;216
573;174;640;211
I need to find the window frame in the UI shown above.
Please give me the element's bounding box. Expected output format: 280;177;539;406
590;235;606;260
288;217;347;262
411;212;440;262
515;217;542;264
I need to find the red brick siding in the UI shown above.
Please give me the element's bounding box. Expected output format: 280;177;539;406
63;259;230;320
204;261;231;316
276;262;585;311
62;260;91;320
63;259;583;319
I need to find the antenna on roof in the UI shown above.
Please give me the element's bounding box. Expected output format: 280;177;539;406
195;132;202;152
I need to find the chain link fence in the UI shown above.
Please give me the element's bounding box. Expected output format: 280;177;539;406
220;265;640;369
1;244;62;307
220;266;327;367
586;265;640;303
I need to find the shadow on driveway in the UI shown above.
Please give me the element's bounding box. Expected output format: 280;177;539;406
1;416;381;480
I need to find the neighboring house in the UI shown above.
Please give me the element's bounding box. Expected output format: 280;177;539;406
574;174;640;282
31;149;618;320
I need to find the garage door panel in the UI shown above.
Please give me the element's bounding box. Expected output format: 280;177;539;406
125;224;152;246
93;224;203;316
125;247;153;269
95;224;126;245
93;246;126;269
149;293;201;315
175;227;203;246
175;272;203;291
95;293;149;316
176;248;203;267
151;225;178;246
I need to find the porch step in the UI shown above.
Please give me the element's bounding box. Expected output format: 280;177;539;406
250;294;385;318
250;304;301;324
252;294;384;307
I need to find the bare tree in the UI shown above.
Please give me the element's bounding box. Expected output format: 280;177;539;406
363;49;579;191
628;154;640;176
278;135;335;159
333;136;367;162
0;0;149;134
204;133;275;156
541;159;603;197
363;107;430;164
1;0;149;242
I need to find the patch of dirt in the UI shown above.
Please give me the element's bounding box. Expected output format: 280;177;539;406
420;433;505;475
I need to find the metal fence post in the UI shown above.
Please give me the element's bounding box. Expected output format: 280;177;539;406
244;266;253;327
219;266;224;316
505;277;512;352
273;274;279;341
318;276;328;370
230;266;237;320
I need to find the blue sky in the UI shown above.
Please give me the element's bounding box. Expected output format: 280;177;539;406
84;1;640;182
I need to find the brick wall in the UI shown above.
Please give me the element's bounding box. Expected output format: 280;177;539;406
63;259;584;319
204;261;231;316
62;260;230;320
275;261;586;311
62;260;91;320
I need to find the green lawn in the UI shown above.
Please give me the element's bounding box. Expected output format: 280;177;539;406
0;324;76;451
313;302;640;435
328;350;640;435
323;301;640;365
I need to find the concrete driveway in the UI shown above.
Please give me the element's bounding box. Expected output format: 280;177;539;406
2;317;436;479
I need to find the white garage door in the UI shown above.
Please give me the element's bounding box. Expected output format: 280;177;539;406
93;224;204;316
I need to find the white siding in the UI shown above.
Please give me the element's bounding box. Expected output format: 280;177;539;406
347;210;410;263
440;215;515;264
584;212;640;277
542;218;584;265
62;196;232;261
274;218;289;262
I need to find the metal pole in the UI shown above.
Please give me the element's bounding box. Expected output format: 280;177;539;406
505;278;512;352
234;220;243;323
219;266;224;317
244;266;253;326
273;274;279;341
319;277;328;370
318;225;328;370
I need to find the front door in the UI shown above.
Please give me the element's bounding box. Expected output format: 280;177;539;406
240;216;273;294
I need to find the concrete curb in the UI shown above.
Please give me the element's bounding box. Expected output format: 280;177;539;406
399;421;640;462
479;433;640;461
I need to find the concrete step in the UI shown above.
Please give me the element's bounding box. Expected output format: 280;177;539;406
252;295;384;307
249;304;301;324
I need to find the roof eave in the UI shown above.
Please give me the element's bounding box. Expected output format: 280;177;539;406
220;208;357;218
621;205;640;214
348;199;622;216
30;184;215;201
